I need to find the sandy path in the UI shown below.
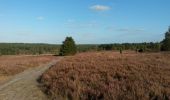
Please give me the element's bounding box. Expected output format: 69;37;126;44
0;58;61;100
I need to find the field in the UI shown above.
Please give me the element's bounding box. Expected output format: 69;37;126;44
40;51;170;100
0;55;56;83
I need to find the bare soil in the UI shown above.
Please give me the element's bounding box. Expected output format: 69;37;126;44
0;55;56;76
0;58;61;100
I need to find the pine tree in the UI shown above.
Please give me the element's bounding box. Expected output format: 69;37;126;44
161;27;170;51
59;37;77;56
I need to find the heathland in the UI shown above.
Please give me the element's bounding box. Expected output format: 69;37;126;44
0;55;56;84
40;51;170;100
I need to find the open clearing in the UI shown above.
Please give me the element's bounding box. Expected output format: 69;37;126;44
0;58;61;100
0;52;170;100
40;51;170;100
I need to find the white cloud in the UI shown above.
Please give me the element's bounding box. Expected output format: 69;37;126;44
90;5;111;11
67;19;75;23
37;16;44;20
116;28;145;33
107;26;146;34
66;21;98;29
116;28;131;32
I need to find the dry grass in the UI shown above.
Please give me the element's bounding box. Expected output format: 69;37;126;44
40;51;170;100
0;55;56;76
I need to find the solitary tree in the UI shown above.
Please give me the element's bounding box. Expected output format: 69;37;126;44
161;26;170;51
59;37;77;56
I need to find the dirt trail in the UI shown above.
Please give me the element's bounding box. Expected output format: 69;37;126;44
0;58;61;100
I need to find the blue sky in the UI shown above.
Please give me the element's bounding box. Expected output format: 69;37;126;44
0;0;170;44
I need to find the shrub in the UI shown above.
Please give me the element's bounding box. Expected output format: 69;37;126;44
120;48;122;54
138;49;144;53
40;52;170;100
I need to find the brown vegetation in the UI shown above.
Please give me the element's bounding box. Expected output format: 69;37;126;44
0;55;55;76
40;51;170;100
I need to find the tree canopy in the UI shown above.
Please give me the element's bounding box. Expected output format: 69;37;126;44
59;37;77;56
161;27;170;51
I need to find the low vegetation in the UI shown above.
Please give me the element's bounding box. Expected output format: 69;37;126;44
40;51;170;100
0;55;55;76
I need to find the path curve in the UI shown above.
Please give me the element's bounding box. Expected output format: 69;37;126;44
0;58;61;100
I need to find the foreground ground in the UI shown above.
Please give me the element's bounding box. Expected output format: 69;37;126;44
0;55;55;84
40;51;170;100
0;58;61;100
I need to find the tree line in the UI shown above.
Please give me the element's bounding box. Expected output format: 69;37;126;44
0;27;170;55
59;27;170;55
97;27;170;52
0;43;60;55
0;43;97;55
98;42;161;52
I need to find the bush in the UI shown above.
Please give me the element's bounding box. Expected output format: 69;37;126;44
138;49;144;53
40;52;170;100
119;48;122;54
59;37;77;56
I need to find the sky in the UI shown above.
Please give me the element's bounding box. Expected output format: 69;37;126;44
0;0;170;44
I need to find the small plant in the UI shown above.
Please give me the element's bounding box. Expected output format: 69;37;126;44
119;48;122;54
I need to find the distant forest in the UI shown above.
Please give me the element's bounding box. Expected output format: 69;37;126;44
98;42;161;52
0;27;169;55
0;42;161;55
0;43;60;55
